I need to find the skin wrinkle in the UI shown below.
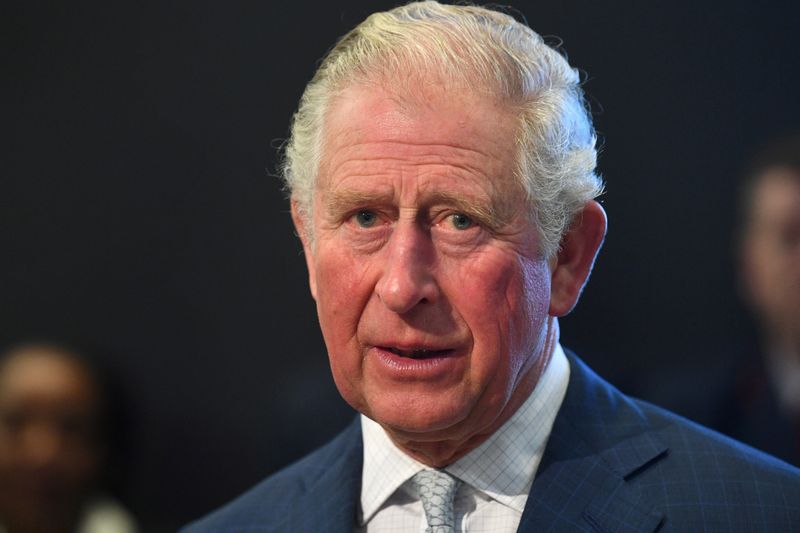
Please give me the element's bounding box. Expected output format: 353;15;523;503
285;5;604;261
326;157;499;192
318;81;512;184
319;137;524;238
322;142;508;189
388;319;555;465
323;187;511;235
283;4;607;468
307;87;539;247
294;83;578;466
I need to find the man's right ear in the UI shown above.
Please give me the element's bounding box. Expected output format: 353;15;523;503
290;200;317;301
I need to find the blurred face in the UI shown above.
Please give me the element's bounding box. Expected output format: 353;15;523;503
742;168;800;345
295;85;557;463
0;349;101;532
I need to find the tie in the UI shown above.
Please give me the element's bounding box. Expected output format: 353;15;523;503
411;469;461;533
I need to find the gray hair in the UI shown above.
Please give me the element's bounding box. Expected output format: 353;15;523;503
282;1;603;259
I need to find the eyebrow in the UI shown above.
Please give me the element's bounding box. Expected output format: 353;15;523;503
426;191;507;228
322;189;392;218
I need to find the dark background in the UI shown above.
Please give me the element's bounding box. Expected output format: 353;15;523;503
3;1;799;530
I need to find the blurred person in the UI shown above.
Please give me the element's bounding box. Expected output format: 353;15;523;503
0;343;137;533
185;2;799;531
733;134;800;464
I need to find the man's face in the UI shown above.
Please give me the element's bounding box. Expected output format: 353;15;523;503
742;168;800;343
295;85;555;451
0;350;100;530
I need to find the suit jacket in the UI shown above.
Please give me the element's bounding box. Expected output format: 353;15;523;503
183;352;800;532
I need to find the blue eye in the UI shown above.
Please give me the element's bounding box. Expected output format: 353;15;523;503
355;211;377;228
450;213;474;230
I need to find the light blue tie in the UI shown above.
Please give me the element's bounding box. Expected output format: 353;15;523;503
411;470;461;533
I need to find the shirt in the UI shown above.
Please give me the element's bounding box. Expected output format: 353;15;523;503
358;343;570;532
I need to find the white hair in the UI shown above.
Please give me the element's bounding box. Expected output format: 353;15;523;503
282;0;604;259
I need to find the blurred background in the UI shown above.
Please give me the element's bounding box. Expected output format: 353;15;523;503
3;0;799;530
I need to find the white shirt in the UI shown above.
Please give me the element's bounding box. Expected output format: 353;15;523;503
357;344;570;532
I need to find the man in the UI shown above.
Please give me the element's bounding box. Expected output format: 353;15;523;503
729;135;800;464
185;2;800;531
0;342;137;533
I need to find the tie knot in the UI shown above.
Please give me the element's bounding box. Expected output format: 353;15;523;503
411;470;461;533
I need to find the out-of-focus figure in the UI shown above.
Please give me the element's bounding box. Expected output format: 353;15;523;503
736;134;800;464
0;343;137;533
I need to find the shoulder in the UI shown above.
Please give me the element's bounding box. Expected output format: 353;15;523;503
634;390;799;476
632;398;800;528
559;351;800;528
180;419;362;533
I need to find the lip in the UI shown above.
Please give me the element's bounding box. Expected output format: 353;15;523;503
367;345;465;381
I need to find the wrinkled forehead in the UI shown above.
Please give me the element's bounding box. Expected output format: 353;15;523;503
317;80;522;189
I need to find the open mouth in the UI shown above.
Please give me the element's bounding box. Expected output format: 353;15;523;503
384;347;453;359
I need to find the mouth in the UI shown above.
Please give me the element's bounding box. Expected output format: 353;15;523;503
383;347;454;359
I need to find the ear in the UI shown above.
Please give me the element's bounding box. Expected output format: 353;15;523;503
290;200;317;301
549;200;607;316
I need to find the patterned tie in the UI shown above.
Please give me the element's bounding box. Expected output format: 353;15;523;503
411;469;461;533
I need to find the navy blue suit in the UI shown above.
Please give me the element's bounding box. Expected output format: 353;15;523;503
184;352;800;532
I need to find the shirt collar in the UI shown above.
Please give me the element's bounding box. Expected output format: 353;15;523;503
359;343;570;523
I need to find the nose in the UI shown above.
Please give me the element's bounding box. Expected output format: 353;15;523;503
375;221;439;314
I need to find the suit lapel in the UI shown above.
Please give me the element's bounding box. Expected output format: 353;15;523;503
518;353;667;532
288;419;364;533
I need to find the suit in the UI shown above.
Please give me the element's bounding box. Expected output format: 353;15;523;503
183;352;800;532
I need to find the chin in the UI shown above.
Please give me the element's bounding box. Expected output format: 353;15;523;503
367;396;474;438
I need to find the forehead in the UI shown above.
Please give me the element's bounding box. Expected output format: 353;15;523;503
0;351;97;408
318;83;520;194
750;168;800;219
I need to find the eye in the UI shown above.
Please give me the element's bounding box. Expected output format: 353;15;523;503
354;210;378;228
450;213;475;230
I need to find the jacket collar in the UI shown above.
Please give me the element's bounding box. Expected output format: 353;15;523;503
518;352;668;532
294;351;670;532
289;418;364;533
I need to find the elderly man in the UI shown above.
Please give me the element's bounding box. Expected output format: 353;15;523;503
185;2;800;531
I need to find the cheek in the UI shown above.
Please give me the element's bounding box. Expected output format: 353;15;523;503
312;246;375;368
454;253;551;376
312;250;373;411
520;258;552;324
504;258;551;378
